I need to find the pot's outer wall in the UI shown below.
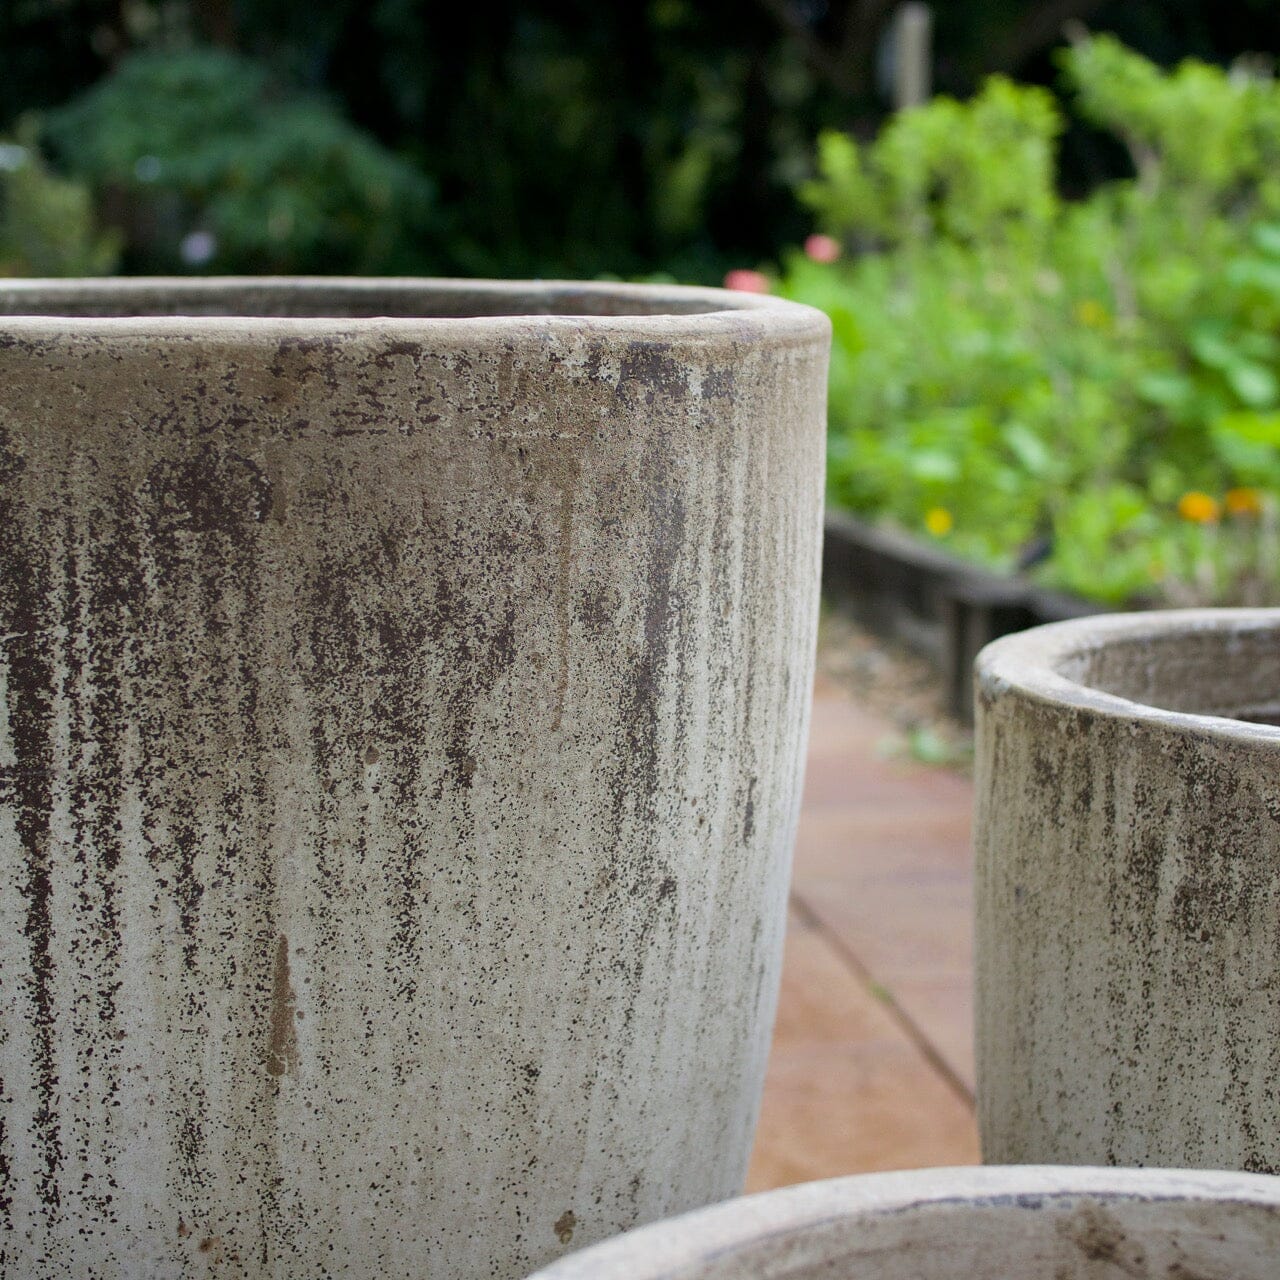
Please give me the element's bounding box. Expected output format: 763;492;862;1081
0;294;829;1278
975;613;1280;1172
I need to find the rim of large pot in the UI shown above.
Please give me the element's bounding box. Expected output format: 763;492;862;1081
976;607;1280;744
527;1165;1280;1279
0;276;829;348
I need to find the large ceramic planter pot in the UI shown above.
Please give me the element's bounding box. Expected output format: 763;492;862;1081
975;609;1280;1170
527;1165;1280;1278
0;278;829;1279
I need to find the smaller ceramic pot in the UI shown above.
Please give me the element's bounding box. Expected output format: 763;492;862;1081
525;1165;1280;1279
975;609;1280;1171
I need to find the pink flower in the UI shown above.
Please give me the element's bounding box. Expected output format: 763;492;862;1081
804;233;841;263
723;268;771;294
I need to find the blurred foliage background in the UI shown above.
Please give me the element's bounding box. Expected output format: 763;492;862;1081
2;0;1279;280
783;36;1280;604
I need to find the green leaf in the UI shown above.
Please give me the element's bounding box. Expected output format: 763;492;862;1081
906;449;961;482
1253;222;1280;258
907;726;969;766
1002;422;1052;475
1136;370;1195;409
1226;362;1279;408
1214;410;1280;444
1225;256;1280;296
1190;326;1235;370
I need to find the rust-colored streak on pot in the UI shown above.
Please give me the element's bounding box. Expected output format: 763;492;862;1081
266;936;299;1079
553;1209;577;1244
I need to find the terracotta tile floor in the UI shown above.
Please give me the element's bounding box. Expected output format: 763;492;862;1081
745;673;980;1190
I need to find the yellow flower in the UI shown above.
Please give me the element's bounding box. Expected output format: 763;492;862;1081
1225;486;1263;516
1074;298;1109;328
1177;491;1220;523
924;507;953;537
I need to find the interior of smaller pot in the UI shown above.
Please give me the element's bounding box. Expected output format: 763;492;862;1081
680;1196;1280;1280
0;280;748;319
1055;622;1280;724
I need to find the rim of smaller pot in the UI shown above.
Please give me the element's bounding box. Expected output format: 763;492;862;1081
0;276;830;348
526;1165;1280;1279
975;607;1280;745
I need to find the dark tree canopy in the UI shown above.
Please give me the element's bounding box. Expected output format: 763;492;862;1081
3;0;1278;278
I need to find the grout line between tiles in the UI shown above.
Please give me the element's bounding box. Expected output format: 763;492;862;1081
788;890;976;1112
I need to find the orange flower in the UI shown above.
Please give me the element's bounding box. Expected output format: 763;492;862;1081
1177;491;1220;523
1225;487;1263;516
924;507;953;536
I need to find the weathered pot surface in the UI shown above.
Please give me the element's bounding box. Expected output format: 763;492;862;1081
0;277;830;1278
975;609;1280;1171
526;1164;1280;1278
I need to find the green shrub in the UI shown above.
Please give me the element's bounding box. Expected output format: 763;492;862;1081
781;35;1280;606
0;119;120;276
44;49;438;275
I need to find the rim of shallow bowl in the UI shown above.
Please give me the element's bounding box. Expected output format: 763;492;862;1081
975;606;1280;745
528;1165;1280;1280
0;276;830;348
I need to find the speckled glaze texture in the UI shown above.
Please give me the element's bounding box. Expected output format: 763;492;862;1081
975;609;1280;1172
0;278;830;1279
526;1165;1280;1279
